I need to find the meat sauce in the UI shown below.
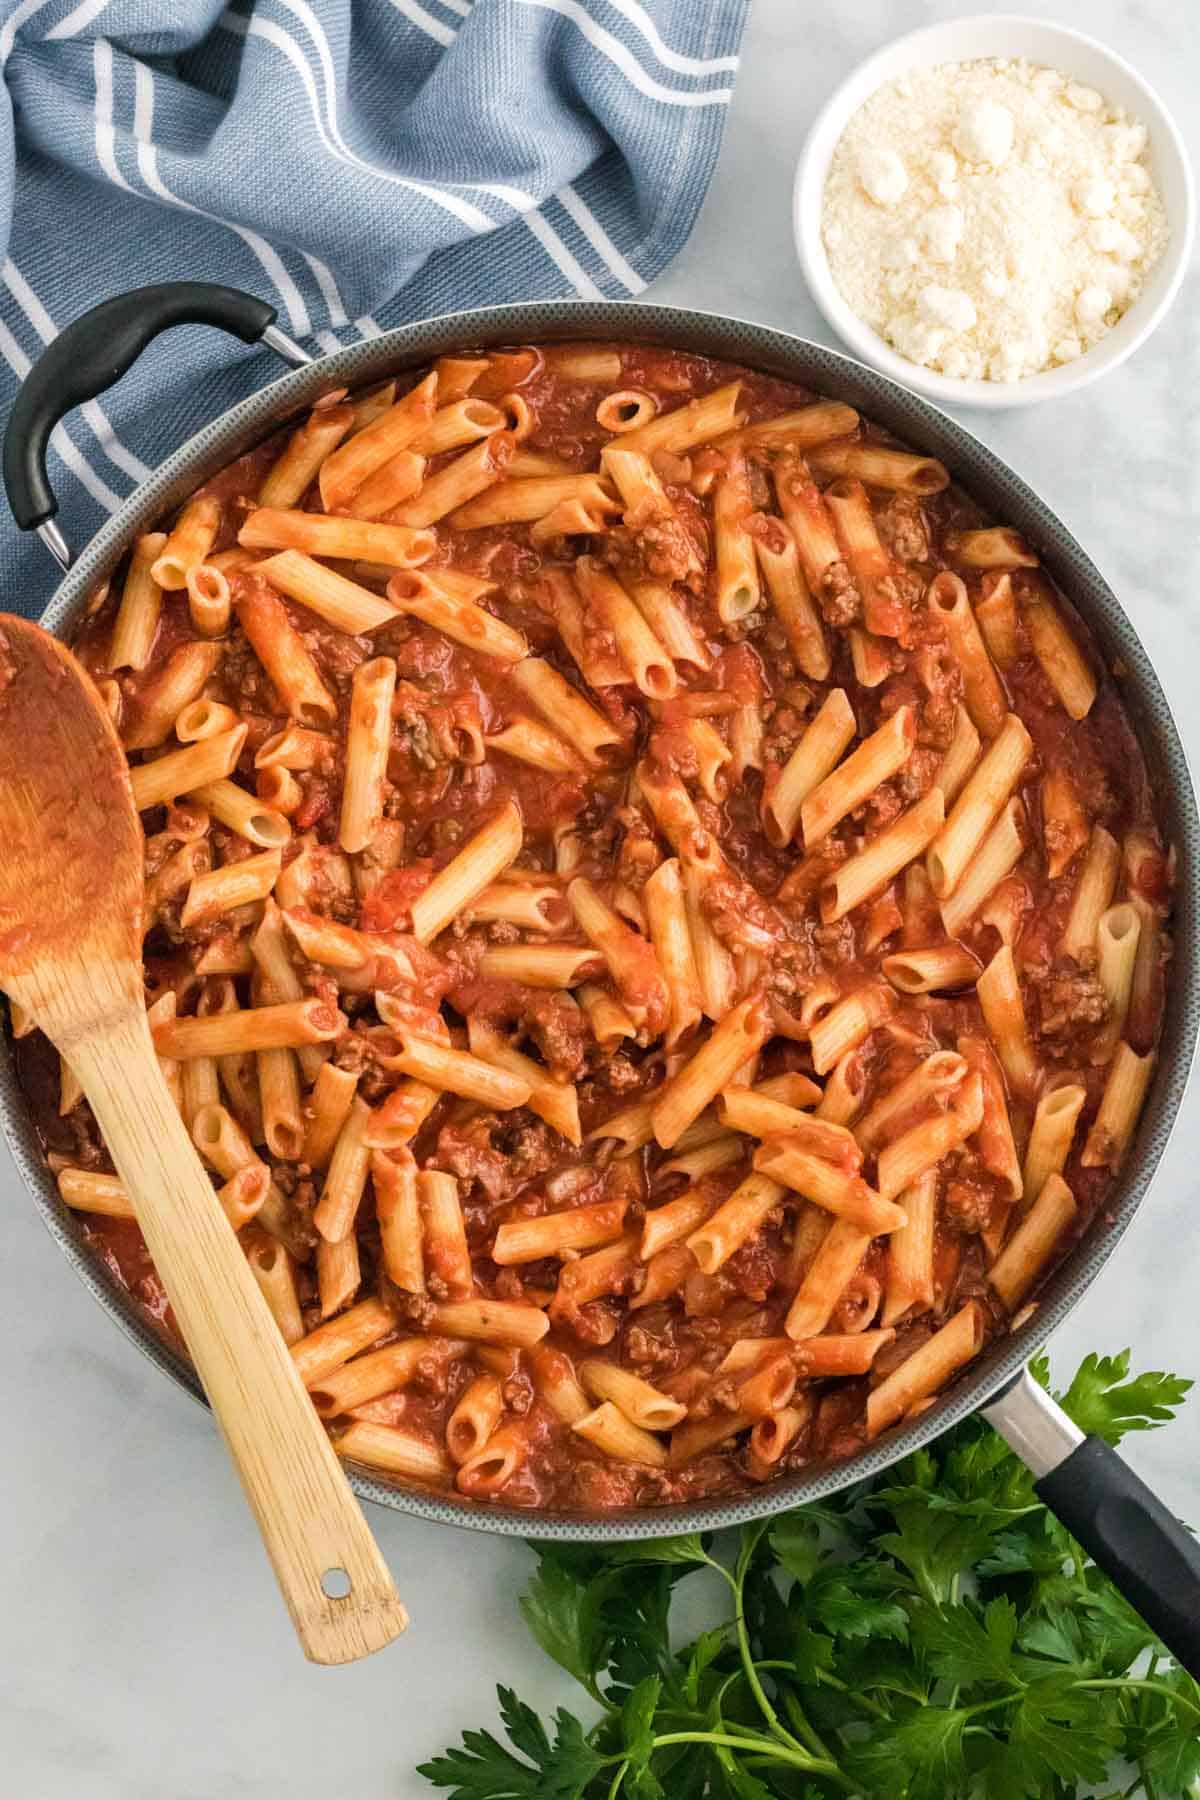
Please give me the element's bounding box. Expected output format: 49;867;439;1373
11;341;1169;1513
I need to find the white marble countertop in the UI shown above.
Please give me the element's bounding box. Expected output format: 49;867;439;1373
3;3;1199;1794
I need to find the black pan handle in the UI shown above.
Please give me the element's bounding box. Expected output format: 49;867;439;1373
1036;1436;1200;1673
984;1370;1200;1677
2;281;311;549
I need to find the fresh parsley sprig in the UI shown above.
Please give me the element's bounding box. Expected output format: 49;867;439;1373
418;1351;1199;1798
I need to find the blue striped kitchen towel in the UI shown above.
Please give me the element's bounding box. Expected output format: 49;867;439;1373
0;0;748;613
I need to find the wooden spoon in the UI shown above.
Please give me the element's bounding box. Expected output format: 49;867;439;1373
0;616;407;1665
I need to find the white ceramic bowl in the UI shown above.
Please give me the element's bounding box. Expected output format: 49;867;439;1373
794;14;1195;409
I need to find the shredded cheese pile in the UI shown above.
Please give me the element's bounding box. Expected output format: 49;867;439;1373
821;57;1169;383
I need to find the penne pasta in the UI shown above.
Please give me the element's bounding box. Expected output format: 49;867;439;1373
989;1174;1077;1309
427;1298;549;1348
802;706;915;848
124;642;224;751
575;557;677;698
509;658;624;769
946;527;1038;570
651;995;772;1148
180;848;281;930
108;533;168;670
750;511;830;680
809;982;894;1076
418;1169;474;1299
244;1232;305;1346
1022;579;1097;720
311;1337;447;1418
855;1050;967;1152
240;507;435;568
1081;1042;1153;1169
256;549;399;633
567;877;669;1031
188;780;290;850
574;1402;667;1468
866;1301;985;1437
753;1140;905;1234
386;569;528;664
373;1150;425;1293
875;1072;984;1201
1094;902;1141;1057
807;440;949;492
259;403;354;508
381;1028;532;1110
628;578;711;672
712;445;761;623
303;1062;359;1171
882;943;980;994
821;789;945;924
881;1170;937;1327
151;498;220;591
927;713;1032;898
236;582;337;727
578;1362;686;1432
410;801;523;945
337;1420;450;1485
825;477;903;637
1061;826;1120;962
467;1017;582;1145
939;797;1026;939
475;944;601;989
493;1196;627;1265
975;571;1020;668
785;1218;872;1340
1022;1081;1086;1207
155;997;342;1059
928;571;1007;739
611;381;743;458
1041;766;1090;881
643;858;703;1047
317;371;437;509
686;1172;785;1273
763;687;857;847
935;705;982;808
132;723;248;817
339;657;397;855
313;1098;373;1242
961;1034;1022;1203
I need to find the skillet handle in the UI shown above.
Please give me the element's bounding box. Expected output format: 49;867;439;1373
2;281;311;560
1036;1438;1200;1677
985;1370;1200;1678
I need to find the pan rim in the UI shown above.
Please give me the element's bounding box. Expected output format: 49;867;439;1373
5;296;1196;1541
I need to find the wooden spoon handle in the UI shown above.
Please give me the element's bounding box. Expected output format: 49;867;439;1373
71;1011;407;1665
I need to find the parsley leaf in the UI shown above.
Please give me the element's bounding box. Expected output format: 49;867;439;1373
808;1561;909;1644
1054;1350;1192;1444
1002;1678;1122;1793
1140;1664;1200;1791
610;1535;710;1568
416;1688;605;1798
768;1513;822;1585
620;1676;661;1770
517;1555;611;1701
910;1595;1019;1688
849;1705;969;1800
873;1496;996;1604
680;1627;727;1707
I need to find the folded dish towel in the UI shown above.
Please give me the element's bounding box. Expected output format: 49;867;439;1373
0;0;747;612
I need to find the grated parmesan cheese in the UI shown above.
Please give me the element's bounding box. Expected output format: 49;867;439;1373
821;57;1169;383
